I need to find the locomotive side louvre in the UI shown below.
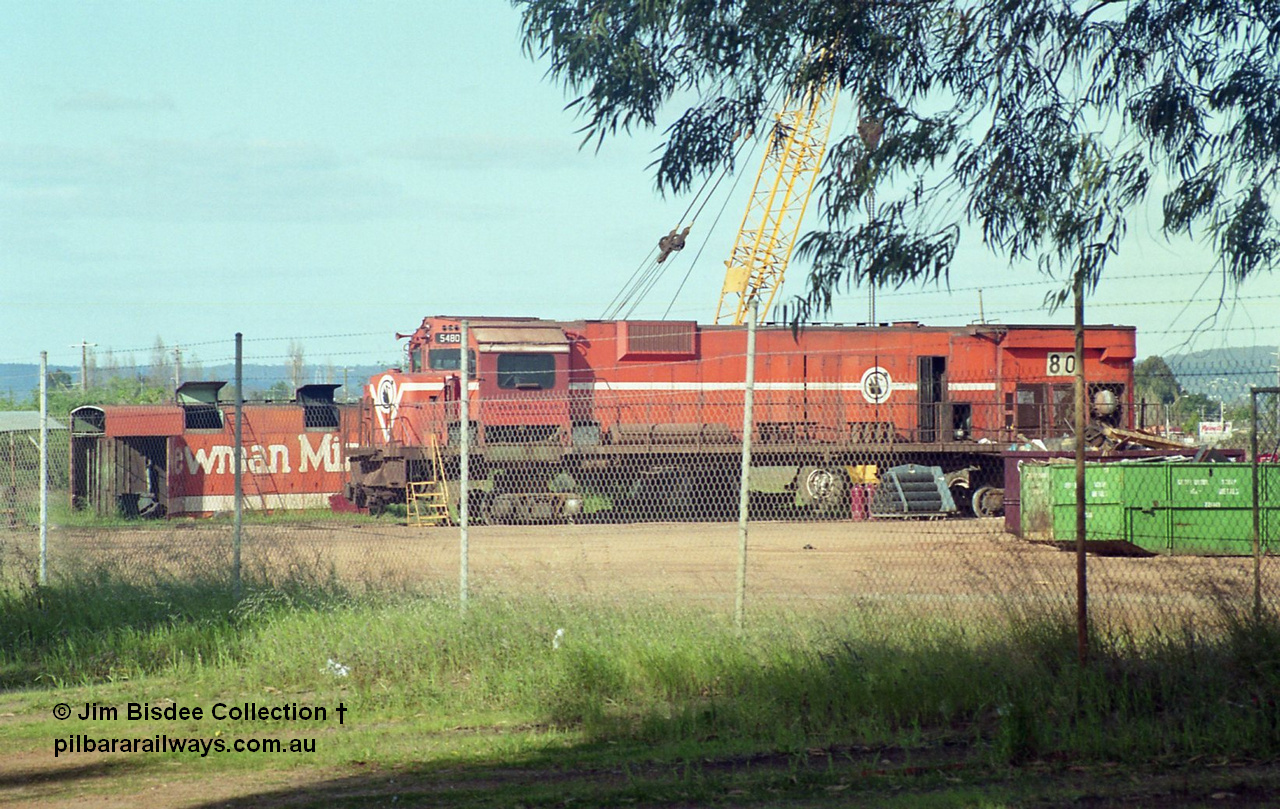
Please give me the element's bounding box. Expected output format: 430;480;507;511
346;317;1137;523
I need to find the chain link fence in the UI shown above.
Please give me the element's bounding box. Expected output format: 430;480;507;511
3;350;1277;639
0;411;67;581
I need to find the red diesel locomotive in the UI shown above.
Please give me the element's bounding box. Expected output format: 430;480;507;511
346;317;1136;522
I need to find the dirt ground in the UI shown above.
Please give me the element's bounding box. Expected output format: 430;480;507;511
16;517;1277;624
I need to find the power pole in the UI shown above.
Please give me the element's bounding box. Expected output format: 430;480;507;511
70;339;97;392
173;347;183;392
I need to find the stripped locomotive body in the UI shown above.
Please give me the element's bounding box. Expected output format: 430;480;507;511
346;317;1136;522
70;382;357;518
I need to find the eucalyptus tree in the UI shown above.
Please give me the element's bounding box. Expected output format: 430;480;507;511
515;0;1279;320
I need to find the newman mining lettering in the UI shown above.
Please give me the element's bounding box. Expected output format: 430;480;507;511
181;434;350;476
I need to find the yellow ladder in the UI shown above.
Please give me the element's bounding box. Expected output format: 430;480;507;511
406;435;452;527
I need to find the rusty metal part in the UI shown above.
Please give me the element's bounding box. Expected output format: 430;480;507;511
1100;424;1191;452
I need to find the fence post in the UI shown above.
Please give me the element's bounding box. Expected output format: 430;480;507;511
1073;274;1088;665
460;319;470;614
1252;388;1263;620
233;333;243;600
38;351;48;586
735;301;758;631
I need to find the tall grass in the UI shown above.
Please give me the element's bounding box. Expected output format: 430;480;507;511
3;568;1278;765
0;556;349;688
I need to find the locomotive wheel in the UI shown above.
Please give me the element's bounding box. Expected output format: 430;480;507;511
949;485;973;515
626;468;699;521
660;469;698;521
483;493;517;525
971;486;1004;518
802;466;847;514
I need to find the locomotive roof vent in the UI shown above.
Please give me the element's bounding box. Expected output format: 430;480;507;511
296;383;340;406
176;381;226;406
176;381;226;431
298;383;341;430
472;326;570;353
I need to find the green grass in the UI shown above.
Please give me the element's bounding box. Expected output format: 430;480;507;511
44;492;394;529
2;569;1280;806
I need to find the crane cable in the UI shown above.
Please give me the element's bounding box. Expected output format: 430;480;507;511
660;147;763;320
626;141;765;321
601;155;737;320
602;83;790;321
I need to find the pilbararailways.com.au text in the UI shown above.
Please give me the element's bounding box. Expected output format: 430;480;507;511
55;734;319;758
49;701;347;758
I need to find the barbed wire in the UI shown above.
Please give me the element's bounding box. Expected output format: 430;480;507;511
3;283;1276;379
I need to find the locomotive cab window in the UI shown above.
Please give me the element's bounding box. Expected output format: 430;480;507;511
497;353;555;390
428;349;475;373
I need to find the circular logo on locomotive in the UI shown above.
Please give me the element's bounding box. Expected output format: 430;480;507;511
375;375;397;415
374;375;401;442
860;366;892;404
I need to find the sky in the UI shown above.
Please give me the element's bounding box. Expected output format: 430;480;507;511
3;1;1276;383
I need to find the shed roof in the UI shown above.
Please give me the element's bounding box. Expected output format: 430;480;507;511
0;412;67;433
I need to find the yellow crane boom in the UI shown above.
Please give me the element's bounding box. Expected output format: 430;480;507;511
715;85;837;325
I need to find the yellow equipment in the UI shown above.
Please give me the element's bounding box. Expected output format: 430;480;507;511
715;84;837;325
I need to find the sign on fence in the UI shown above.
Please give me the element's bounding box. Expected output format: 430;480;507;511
1198;421;1233;443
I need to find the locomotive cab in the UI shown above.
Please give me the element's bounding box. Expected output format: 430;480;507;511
471;325;572;445
377;317;573;448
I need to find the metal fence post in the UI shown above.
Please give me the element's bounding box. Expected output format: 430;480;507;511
1252;388;1263;620
735;301;758;631
234;333;243;600
38;351;48;586
1073;274;1088;664
460;319;470;614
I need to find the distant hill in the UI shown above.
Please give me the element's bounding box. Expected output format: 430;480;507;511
198;364;392;400
0;363;394;402
1166;346;1279;402
0;363;78;399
